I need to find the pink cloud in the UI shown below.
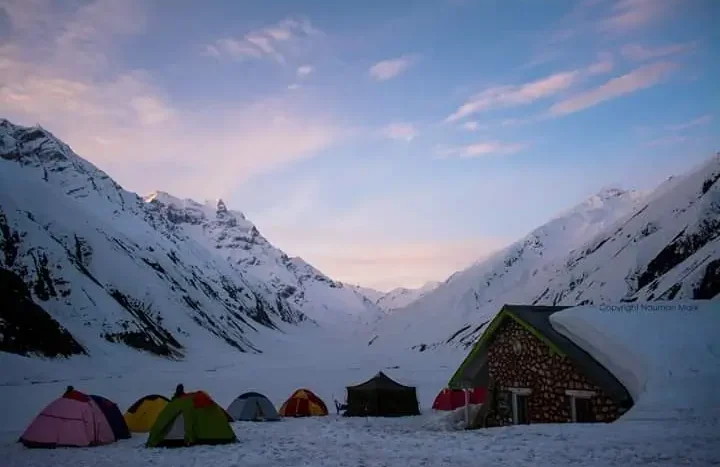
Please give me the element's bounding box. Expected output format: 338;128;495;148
368;55;417;81
550;61;677;116
587;52;614;75
599;0;676;34
205;16;318;63
446;71;579;122
381;123;418;142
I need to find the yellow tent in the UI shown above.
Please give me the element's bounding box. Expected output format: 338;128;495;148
124;394;169;432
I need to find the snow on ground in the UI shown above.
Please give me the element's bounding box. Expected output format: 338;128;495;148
2;304;720;466
1;410;718;466
550;300;720;423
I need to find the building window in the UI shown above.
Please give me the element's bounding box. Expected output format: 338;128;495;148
508;388;531;424
565;389;596;422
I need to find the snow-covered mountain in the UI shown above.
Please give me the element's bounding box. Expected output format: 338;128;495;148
376;281;442;311
144;192;384;327
369;154;720;352
346;281;441;313
0;119;379;360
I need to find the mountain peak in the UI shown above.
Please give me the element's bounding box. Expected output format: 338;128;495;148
216;198;228;214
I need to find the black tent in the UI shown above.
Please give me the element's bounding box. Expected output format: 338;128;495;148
344;371;420;417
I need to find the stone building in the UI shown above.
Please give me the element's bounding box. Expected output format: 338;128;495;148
448;305;633;428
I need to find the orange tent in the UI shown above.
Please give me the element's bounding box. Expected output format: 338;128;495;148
278;389;328;417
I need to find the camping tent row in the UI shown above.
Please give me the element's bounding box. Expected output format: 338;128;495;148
20;374;435;450
19;387;330;449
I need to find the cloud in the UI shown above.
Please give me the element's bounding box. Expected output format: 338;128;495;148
368;55;416;81
446;71;579;122
550;61;677;116
447;54;620;123
621;42;696;61
381;123;418;142
297;65;314;77
0;7;343;201
665;115;712;131
2;0;146;75
435;141;527;158
644;135;686;147
587;52;614;75
461;121;486;131
205;16;319;64
598;0;676;34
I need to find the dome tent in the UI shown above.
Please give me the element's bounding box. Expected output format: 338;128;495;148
146;391;236;448
227;391;280;421
19;389;115;448
279;389;328;417
124;394;169;433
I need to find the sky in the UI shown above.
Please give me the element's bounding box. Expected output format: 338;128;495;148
1;0;718;291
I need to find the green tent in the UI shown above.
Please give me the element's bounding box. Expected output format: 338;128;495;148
146;391;237;448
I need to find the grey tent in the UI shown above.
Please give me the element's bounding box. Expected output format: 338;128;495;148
227;392;280;421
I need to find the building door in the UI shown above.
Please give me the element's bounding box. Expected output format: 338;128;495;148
514;394;529;424
575;397;594;422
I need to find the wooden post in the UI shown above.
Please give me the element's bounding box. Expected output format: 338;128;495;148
464;387;471;428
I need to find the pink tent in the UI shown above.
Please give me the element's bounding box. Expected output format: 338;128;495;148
20;392;116;448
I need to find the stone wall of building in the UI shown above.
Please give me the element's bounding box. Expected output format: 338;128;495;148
483;318;623;427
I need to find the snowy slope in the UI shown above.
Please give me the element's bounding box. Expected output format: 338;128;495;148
550;300;720;422
145;192;384;328
370;154;720;352
0;119;376;360
368;187;647;351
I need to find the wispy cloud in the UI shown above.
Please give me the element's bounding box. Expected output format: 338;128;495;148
381;123;418;142
665;115;712;131
446;71;579;122
435;141;527;158
550;61;677;116
205;16;319;64
368;55;416;81
598;0;676;34
587;52;614;75
644;135;686;147
296;64;314;77
446;55;616;123
461;121;487;132
621;41;696;61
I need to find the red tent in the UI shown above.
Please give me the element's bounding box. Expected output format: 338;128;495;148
432;387;486;411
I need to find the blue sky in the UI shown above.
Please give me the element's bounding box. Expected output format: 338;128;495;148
1;0;718;290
